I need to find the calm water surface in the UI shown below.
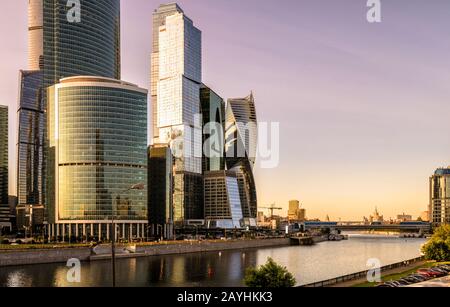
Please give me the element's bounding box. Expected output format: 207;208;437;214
0;234;426;287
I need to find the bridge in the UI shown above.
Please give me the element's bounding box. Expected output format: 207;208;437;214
303;221;432;233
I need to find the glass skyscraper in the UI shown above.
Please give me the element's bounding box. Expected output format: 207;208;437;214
204;171;243;229
47;76;148;240
225;93;258;225
0;105;10;231
152;5;204;226
43;0;121;87
201;85;225;172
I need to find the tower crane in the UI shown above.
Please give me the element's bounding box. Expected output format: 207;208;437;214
260;203;283;219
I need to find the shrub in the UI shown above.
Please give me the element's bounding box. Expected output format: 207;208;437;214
244;257;296;287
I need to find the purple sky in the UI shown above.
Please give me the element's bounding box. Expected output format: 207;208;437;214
1;0;450;220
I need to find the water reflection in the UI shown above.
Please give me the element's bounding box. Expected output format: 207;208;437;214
0;235;426;287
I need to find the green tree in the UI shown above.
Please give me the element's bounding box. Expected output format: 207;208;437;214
422;225;450;262
244;258;296;287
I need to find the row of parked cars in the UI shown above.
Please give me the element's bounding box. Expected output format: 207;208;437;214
376;264;450;287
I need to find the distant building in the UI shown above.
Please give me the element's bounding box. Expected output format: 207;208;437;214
430;168;450;226
368;207;384;223
288;200;306;221
204;171;243;229
420;211;430;222
0;105;10;233
396;213;413;222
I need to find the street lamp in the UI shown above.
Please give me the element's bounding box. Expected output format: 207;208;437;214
110;182;145;287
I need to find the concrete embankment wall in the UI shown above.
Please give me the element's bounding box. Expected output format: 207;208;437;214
0;238;290;267
0;248;92;267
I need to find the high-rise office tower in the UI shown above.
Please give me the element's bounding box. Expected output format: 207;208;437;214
0;105;10;232
429;168;450;226
151;3;183;142
148;144;174;239
201;85;225;172
204;171;243;229
17;1;122;231
152;5;204;226
47;76;148;240
225;93;258;226
43;0;121;87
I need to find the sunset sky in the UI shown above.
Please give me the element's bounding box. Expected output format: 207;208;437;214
1;0;450;220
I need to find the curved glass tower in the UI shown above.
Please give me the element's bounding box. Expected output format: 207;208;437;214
225;93;258;224
43;0;121;86
47;76;147;240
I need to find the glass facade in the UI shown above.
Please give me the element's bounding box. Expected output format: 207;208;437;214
17;70;45;207
47;77;147;223
225;93;258;221
430;168;450;225
152;8;204;225
148;144;173;238
201;86;225;172
43;0;121;87
204;171;243;229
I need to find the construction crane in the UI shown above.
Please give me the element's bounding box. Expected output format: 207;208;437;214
260;204;283;219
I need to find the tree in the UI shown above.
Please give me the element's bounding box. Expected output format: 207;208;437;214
244;258;296;287
422;225;450;262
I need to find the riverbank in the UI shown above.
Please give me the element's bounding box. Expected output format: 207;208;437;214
0;238;290;267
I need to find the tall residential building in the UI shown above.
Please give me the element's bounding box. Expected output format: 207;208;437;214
430;168;450;226
201;85;225;172
148;144;174;239
46;76;148;240
0;106;10;232
204;171;243;229
225;93;258;226
152;5;204;226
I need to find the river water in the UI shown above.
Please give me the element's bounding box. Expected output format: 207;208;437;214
0;234;426;287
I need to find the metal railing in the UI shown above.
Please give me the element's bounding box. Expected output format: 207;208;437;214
301;256;425;287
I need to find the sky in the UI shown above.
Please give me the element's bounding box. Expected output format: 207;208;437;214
1;0;450;220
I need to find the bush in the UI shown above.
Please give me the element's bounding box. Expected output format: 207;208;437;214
244;257;296;288
1;239;9;244
422;225;450;262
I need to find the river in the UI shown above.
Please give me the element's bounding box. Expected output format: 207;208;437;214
0;234;426;287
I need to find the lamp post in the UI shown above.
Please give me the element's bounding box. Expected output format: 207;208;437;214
110;183;145;287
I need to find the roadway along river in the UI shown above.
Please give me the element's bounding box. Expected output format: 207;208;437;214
0;234;426;287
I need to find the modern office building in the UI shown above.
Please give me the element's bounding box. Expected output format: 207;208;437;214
43;0;121;87
204;171;243;229
429;168;450;226
152;5;204;226
200;85;225;172
16;70;44;211
148;144;174;239
225;93;258;225
46;76;148;240
17;1;123;233
288;200;306;221
0;105;10;232
151;3;184;141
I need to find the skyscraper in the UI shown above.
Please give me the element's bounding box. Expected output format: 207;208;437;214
148;144;174;239
0;105;10;232
204;171;243;229
17;1;123;231
152;5;204;226
225;93;258;225
201;85;225;172
47;76;148;240
429;168;450;226
43;0;121;87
